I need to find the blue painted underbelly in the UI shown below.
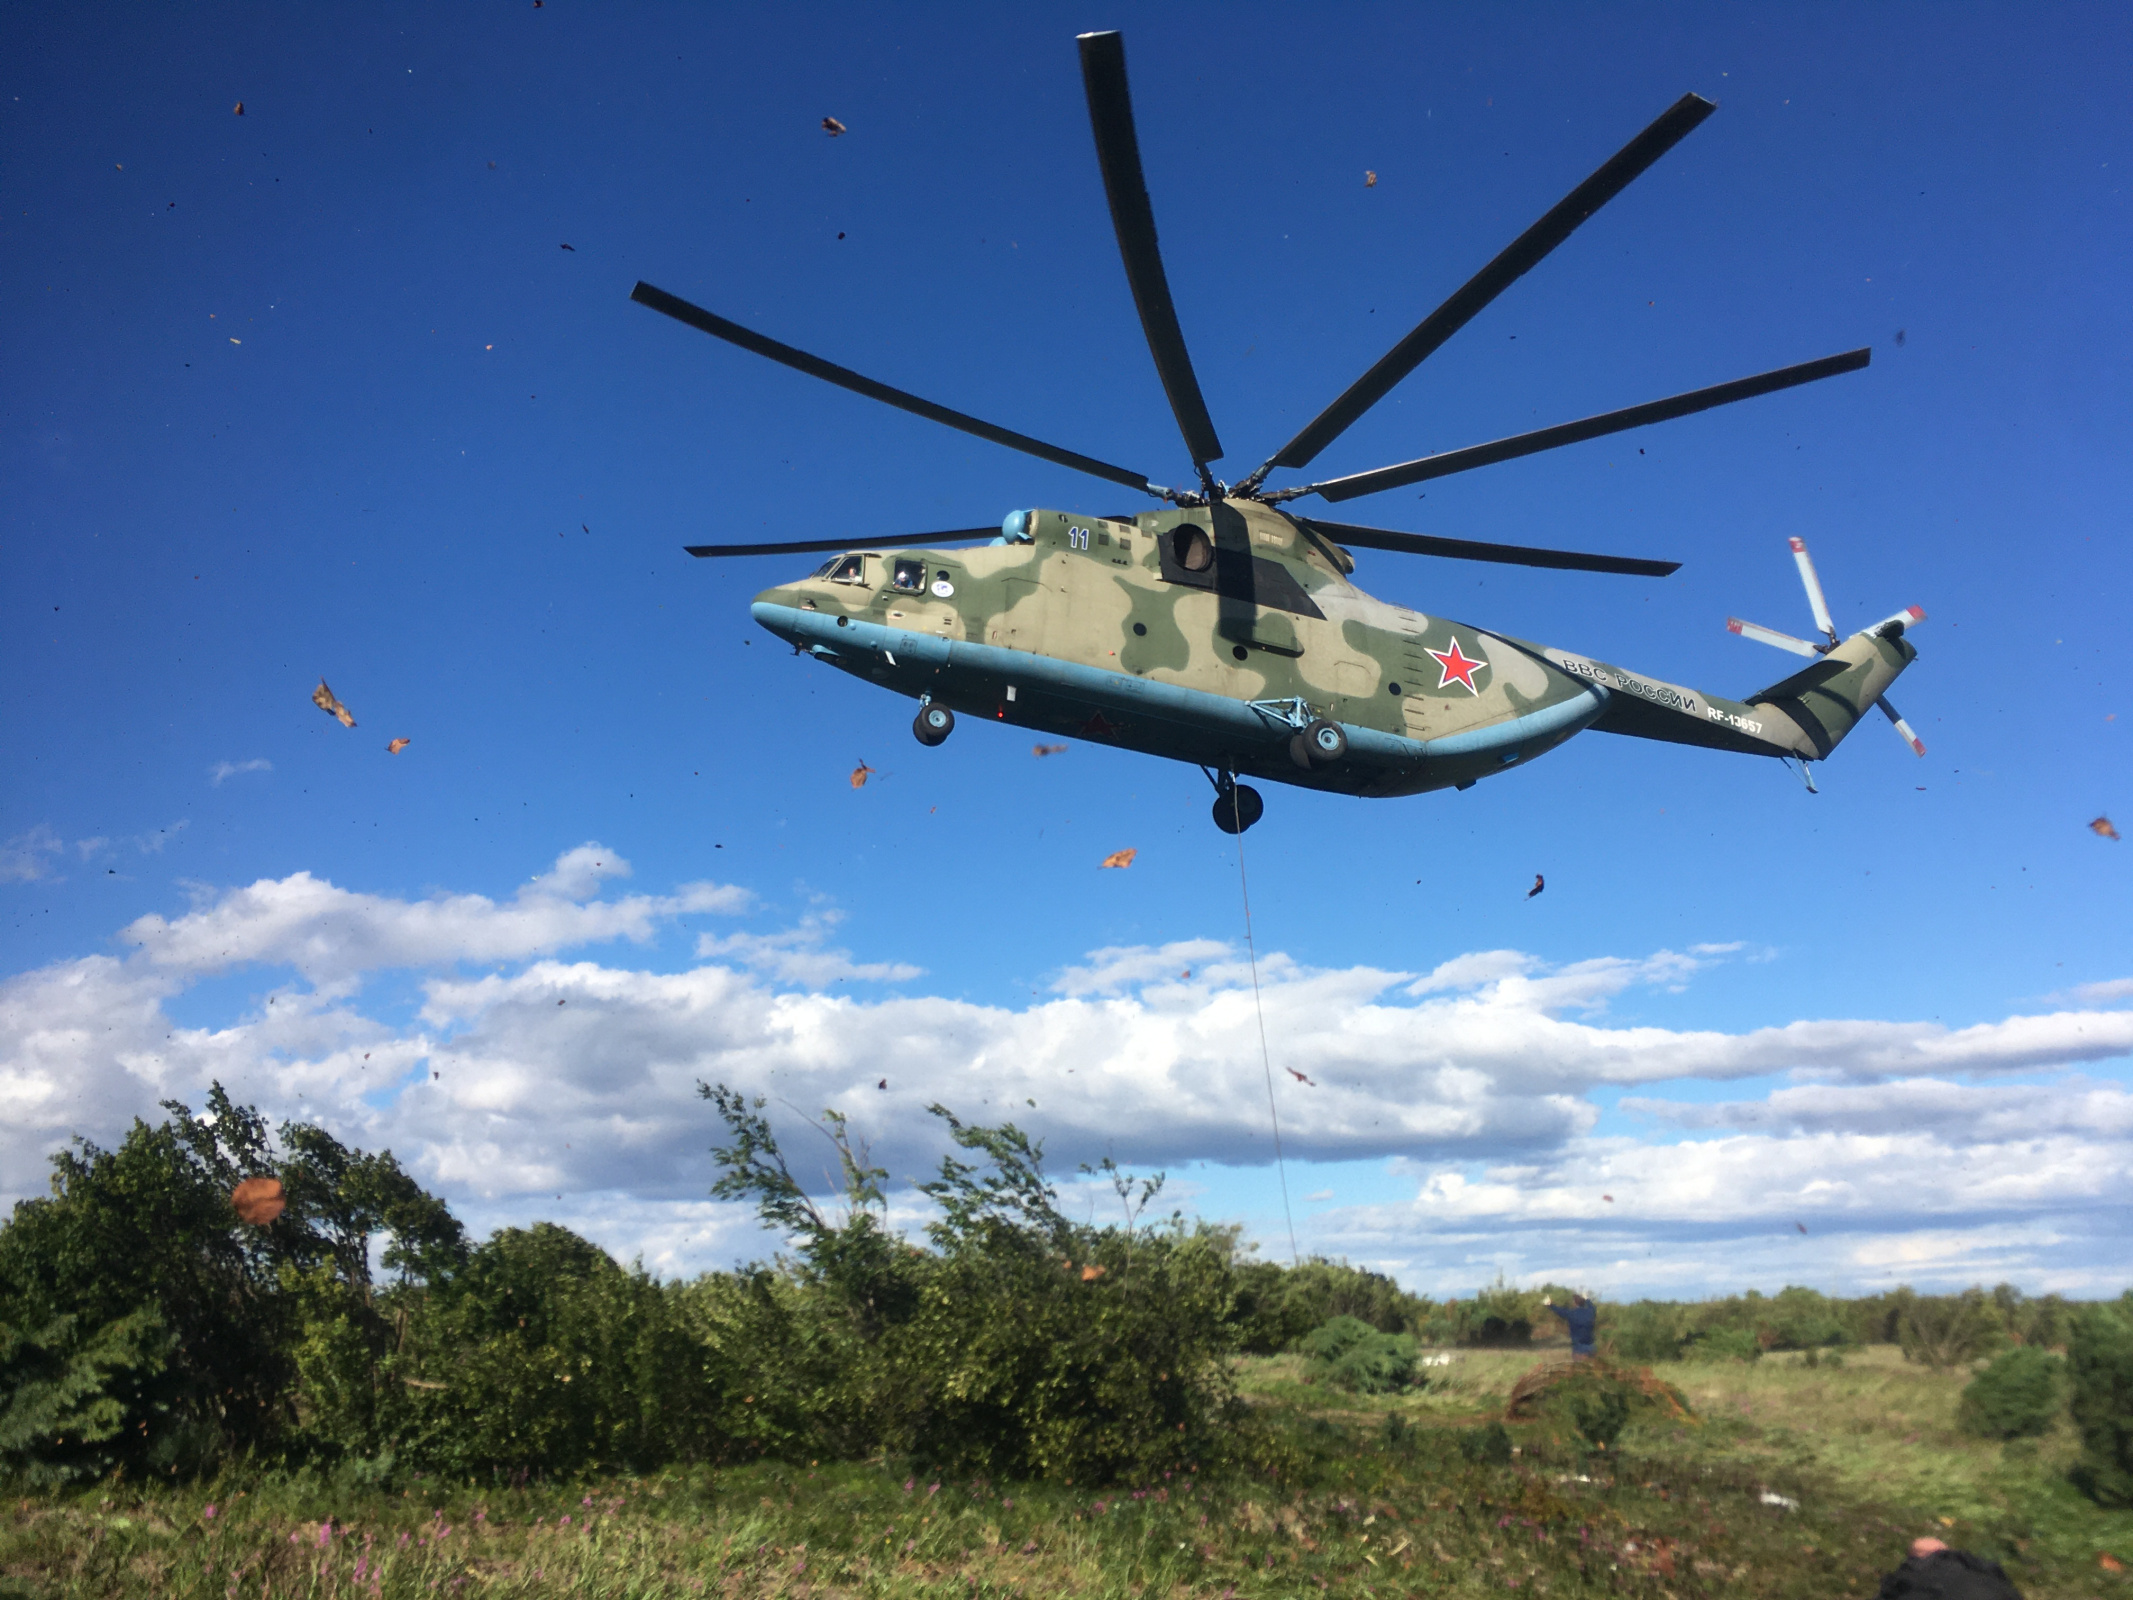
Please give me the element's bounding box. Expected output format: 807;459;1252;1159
751;602;1607;797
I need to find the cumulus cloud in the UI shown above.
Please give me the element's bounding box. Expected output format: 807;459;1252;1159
4;847;2131;1291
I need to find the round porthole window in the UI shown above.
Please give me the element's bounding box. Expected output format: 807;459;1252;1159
1132;622;1147;636
1388;682;1402;695
1231;644;1249;662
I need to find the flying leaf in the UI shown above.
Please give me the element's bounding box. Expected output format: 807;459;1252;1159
1032;743;1068;757
851;761;874;789
1602;1194;1614;1202
231;1176;285;1226
1099;847;1136;869
1796;1221;1809;1234
1080;1263;1107;1282
2092;816;2121;841
233;102;245;116
386;737;411;754
1364;170;1377;187
1285;1067;1316;1086
311;679;356;728
877;1078;887;1090
821;116;847;136
1527;873;1545;898
559;242;575;251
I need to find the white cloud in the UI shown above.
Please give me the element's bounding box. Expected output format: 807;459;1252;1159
210;758;273;786
2072;977;2133;1004
4;847;2132;1291
1;825;65;883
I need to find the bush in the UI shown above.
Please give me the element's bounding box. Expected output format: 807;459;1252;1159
1686;1328;1763;1364
2069;1302;2133;1505
1301;1315;1419;1394
1603;1301;1691;1363
1958;1346;2064;1440
1458;1420;1513;1464
1900;1289;2007;1368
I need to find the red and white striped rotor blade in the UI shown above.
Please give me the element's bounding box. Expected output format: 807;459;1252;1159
1726;616;1821;656
1788;537;1838;642
1878;696;1926;757
1868;604;1927;640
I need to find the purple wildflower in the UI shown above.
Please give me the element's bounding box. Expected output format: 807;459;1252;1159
203;1504;217;1521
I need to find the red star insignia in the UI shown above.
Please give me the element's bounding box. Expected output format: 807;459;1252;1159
1426;636;1487;694
1080;711;1118;739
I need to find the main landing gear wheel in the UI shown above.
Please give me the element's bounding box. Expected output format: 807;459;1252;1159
913;703;954;746
1288;718;1349;769
1212;783;1264;834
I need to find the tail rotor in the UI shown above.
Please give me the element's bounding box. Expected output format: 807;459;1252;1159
1727;538;1928;759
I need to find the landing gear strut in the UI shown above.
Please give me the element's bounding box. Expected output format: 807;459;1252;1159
913;701;954;747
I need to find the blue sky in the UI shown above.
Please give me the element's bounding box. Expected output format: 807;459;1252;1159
4;1;2129;1297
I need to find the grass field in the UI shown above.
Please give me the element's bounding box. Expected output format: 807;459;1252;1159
7;1344;2131;1598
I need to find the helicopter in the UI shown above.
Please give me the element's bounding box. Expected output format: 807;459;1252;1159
631;30;1925;833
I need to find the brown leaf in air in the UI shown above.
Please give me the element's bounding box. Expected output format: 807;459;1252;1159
1032;743;1068;757
231;1176;285;1226
1527;873;1546;898
1364;170;1377;187
559;241;575;251
311;679;356;728
1080;1263;1107;1282
1603;1194;1614;1202
386;737;411;754
822;116;847;136
1285;1067;1316;1086
850;761;874;789
233;102;245;116
1797;1221;1809;1233
2092;816;2121;841
1099;847;1136;869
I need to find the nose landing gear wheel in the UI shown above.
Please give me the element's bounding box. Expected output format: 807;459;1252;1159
913;703;954;746
1212;783;1264;834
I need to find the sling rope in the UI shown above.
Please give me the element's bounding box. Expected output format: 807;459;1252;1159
1230;781;1300;1268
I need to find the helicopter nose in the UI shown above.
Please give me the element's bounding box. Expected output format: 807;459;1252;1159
750;595;802;646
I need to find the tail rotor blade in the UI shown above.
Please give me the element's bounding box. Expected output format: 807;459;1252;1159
1878;696;1927;757
1726;616;1821;657
1788;537;1838;643
1077;31;1224;478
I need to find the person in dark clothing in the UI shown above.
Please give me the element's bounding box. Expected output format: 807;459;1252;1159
1875;1537;2023;1599
1542;1293;1597;1358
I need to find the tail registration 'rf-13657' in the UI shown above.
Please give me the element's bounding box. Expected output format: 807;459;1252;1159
631;32;1924;832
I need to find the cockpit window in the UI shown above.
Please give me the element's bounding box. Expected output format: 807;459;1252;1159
891;557;926;592
809;557;839;579
829;554;868;585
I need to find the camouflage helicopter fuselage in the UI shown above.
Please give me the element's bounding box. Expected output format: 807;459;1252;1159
750;498;1917;800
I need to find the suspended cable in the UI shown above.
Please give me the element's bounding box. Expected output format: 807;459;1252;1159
1230;781;1299;1268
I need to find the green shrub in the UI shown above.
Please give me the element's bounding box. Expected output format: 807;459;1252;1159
1686;1327;1763;1364
1900;1289;2007;1368
1301;1315;1419;1394
1458;1420;1513;1464
2069;1302;2133;1505
1958;1346;2064;1440
1533;1364;1634;1449
1603;1301;1690;1363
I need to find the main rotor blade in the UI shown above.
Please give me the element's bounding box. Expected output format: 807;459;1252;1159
1251;92;1717;483
1299;347;1871;503
1300;517;1678;577
1077;31;1224;472
631;283;1156;496
684;528;998;559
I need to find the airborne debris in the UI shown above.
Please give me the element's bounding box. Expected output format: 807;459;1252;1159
1179;969;1191;980
233;102;245;116
386;737;411;754
1080;1263;1107;1281
851;761;875;788
1603;1194;1614;1202
1285;1067;1316;1087
821;116;847;136
559;242;575;251
877;1078;887;1090
1527;873;1545;898
2092;816;2121;841
1032;743;1068;757
1796;1222;1808;1234
231;1176;285;1226
1099;848;1136;869
1364;170;1377;187
311;679;356;728
1894;329;1907;347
